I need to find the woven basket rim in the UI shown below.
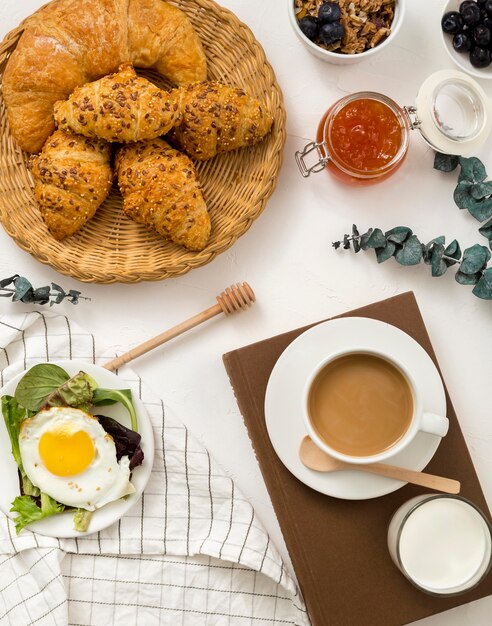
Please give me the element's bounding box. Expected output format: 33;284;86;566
0;0;286;283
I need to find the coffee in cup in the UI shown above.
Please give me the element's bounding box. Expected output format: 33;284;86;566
308;353;413;457
303;349;449;464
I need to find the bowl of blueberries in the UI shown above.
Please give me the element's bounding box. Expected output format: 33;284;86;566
288;0;405;65
442;0;492;77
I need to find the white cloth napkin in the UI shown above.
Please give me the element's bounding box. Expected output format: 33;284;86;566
0;311;309;626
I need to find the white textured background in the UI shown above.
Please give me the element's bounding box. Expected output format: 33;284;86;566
1;1;492;624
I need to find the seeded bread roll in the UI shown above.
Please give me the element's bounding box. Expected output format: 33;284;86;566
29;130;112;240
115;139;210;251
168;81;273;160
54;65;182;143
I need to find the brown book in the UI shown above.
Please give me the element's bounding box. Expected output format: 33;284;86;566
223;292;492;626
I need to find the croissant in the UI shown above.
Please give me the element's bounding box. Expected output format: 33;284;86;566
168;82;273;160
3;0;207;153
29;130;113;240
115;139;210;251
54;65;181;143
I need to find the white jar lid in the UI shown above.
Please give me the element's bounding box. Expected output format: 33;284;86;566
414;70;492;155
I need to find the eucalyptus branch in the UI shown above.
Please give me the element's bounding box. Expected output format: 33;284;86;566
333;226;492;300
0;275;89;306
434;153;492;249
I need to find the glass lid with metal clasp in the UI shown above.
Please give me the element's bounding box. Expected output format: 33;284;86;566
295;70;492;186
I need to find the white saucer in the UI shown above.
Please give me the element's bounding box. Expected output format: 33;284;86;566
264;318;447;500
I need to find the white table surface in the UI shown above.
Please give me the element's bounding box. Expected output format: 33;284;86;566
1;1;492;624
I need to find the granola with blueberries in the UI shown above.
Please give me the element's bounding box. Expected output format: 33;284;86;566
295;0;395;54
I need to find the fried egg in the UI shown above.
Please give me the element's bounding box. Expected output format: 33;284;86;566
19;406;135;511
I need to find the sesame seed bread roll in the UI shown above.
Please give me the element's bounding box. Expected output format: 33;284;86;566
168;81;273;160
29;130;112;240
54;65;182;143
115;139;210;251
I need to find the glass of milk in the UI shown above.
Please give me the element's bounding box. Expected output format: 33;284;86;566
388;494;492;596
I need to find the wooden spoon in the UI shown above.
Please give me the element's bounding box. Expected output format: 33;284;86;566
299;436;460;494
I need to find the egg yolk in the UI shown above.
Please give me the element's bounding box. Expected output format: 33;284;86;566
39;428;95;476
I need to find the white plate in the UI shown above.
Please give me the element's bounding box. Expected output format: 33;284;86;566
0;360;154;537
264;318;447;500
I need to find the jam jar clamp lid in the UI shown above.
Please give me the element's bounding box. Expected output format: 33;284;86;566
408;69;492;156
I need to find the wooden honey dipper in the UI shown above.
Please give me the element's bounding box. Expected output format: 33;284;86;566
103;282;255;371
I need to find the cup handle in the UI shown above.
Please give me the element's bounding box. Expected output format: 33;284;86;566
420;412;449;438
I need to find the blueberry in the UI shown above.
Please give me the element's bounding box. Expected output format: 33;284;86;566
453;32;473;51
442;11;464;34
470;45;491;66
319;21;345;45
482;17;492;31
298;16;319;41
478;0;487;7
461;2;482;25
318;2;341;24
485;0;492;15
473;23;491;45
460;0;476;8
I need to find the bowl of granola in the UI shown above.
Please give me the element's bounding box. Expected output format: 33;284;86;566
289;0;405;64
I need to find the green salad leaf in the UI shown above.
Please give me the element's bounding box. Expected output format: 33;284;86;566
44;371;97;411
92;388;138;431
73;508;93;532
2;395;26;471
14;364;70;411
10;493;65;534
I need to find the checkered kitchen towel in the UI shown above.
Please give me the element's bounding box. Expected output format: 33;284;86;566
0;311;309;626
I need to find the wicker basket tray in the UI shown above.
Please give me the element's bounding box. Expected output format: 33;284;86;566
0;0;286;283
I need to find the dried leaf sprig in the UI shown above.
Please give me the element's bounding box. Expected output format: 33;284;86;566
0;275;89;306
434;153;492;248
333;225;492;300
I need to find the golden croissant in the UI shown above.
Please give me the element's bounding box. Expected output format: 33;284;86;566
54;65;182;143
29;130;113;240
115;139;210;251
3;0;207;153
168;82;273;160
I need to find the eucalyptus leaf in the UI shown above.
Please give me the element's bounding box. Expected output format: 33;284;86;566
468;198;492;222
460;244;491;275
32;287;51;304
376;240;396;263
479;217;492;246
385;227;413;244
434;152;459;172
395;235;422;265
361;228;386;250
470;182;492;200
472;268;492;299
15;364;70;411
455;271;480;285
12;277;32;301
431;243;447;277
444;240;462;261
352;225;360;253
458;156;487;183
454;181;474;210
0;275;18;288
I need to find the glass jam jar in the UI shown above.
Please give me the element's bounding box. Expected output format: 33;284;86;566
296;70;492;186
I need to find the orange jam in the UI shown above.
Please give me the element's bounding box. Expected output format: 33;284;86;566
316;93;409;185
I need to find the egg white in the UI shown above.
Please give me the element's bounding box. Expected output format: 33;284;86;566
19;406;135;510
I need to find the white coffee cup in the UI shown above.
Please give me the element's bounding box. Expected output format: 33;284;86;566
303;348;449;465
387;494;492;596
